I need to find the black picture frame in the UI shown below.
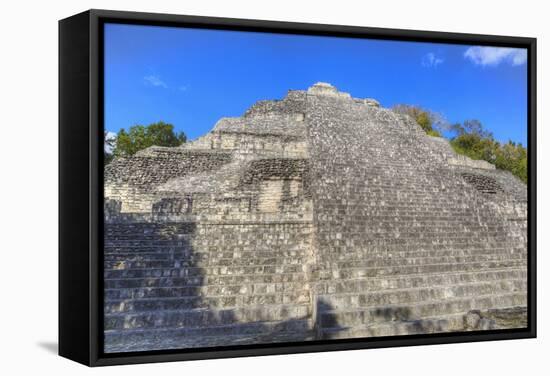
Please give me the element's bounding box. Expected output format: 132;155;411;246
59;9;537;367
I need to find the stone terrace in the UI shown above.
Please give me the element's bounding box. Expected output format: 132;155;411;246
103;82;527;352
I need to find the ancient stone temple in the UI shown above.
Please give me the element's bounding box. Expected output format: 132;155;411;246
103;83;527;352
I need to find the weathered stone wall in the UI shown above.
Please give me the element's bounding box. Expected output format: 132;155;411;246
104;220;315;351
104;149;233;212
103;83;527;352
303;85;526;339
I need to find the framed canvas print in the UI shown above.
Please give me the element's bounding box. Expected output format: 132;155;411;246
59;9;536;366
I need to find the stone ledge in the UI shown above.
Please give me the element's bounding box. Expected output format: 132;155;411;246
448;155;496;170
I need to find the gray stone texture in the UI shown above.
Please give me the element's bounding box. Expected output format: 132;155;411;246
103;83;527;352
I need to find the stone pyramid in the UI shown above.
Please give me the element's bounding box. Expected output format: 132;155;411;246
103;83;527;352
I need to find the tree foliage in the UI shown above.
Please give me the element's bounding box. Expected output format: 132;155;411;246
392;105;527;184
494;141;528;183
450;120;527;183
107;121;187;159
392;104;442;137
450;119;493;139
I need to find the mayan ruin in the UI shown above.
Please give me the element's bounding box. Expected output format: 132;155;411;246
103;82;528;352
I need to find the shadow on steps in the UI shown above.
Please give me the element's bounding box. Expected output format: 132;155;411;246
103;220;329;353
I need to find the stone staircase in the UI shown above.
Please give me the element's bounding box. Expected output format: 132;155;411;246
305;90;527;339
103;221;316;352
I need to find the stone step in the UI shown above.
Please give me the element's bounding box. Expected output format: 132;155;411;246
104;249;307;260
103;260;526;286
322;211;520;220
104;256;310;269
340;222;512;230
333;253;525;269
323;247;526;261
318;199;501;207
321;209;519;217
317;279;526;310
315;207;515;216
321;238;527;248
103;242;526;258
103;252;524;274
317;237;525;249
320;244;526;257
316;230;522;239
315;268;527;294
105;232;313;240
102;248;526;268
105;230;525;242
104;269;526;300
352;205;511;212
104;242;311;252
105;223;196;233
320;314;466;339
343;201;521;209
319;293;526;328
315;200;501;208
315;176;488;185
105;281;308;300
316;204;516;213
104;272;308;289
326;222;524;231
104;303;311;330
104;263;306;279
328;219;527;231
318;225;523;235
322;232;518;242
104;318;315;352
105;290;311;313
104;225;524;242
106;223;313;232
321;259;526;280
104;245;309;254
335;185;497;193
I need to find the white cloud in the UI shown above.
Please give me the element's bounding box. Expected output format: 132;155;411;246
422;52;444;68
179;85;189;92
464;46;527;67
144;75;168;88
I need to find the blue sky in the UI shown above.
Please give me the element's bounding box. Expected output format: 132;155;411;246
104;23;528;146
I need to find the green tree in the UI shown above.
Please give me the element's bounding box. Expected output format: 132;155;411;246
451;119;493;139
494;141;528;183
112;121;186;157
392;104;442;137
450;120;527;184
451;132;498;163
